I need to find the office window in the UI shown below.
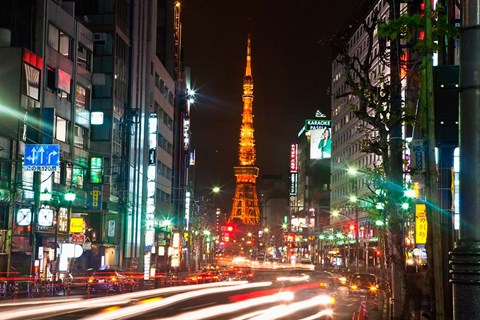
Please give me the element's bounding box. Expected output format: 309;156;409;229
54;168;61;184
74;125;86;148
55;116;68;142
46;66;56;92
65;164;72;186
48;24;71;59
77;45;92;71
72;165;85;189
59;32;70;57
76;84;90;108
48;24;59;51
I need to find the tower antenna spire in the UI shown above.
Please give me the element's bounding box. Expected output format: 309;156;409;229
245;33;252;77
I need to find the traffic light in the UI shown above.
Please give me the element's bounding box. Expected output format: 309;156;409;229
349;224;355;232
375;250;382;257
221;224;234;242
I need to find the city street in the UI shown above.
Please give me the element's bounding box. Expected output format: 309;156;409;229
0;269;386;320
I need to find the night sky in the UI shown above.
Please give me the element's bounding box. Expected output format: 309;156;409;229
182;1;357;208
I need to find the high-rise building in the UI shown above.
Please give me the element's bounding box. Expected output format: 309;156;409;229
75;0;178;274
0;0;93;277
288;115;331;264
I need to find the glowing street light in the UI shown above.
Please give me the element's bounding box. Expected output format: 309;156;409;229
347;166;359;176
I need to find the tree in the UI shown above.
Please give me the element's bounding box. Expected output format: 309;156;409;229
326;1;458;319
327;2;416;319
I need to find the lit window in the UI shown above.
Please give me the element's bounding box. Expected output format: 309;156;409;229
55;116;68;142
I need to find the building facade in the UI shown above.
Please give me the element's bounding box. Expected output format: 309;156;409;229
0;0;184;278
0;0;93;277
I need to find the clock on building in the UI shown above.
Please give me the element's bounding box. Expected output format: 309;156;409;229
16;208;32;226
38;208;54;227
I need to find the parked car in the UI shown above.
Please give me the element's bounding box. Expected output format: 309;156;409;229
348;272;379;295
87;267;136;293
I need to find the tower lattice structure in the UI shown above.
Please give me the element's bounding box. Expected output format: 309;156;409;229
229;34;260;226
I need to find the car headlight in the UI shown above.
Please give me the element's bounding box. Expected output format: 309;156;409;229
317;294;335;305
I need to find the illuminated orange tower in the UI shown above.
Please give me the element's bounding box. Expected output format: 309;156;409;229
229;34;260;226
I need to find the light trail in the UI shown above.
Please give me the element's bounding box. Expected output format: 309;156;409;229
248;293;335;320
0;281;249;320
159;291;293;320
0;297;82;308
81;282;273;320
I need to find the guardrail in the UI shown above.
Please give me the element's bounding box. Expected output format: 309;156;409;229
0;276;74;299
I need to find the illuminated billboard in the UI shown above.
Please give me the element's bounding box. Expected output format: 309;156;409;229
307;119;331;159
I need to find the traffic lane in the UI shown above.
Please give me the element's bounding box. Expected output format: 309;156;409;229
138;281;338;319
115;281;289;319
0;281;256;320
4;279;384;320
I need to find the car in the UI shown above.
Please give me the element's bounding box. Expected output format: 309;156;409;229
235;267;254;281
87;268;136;293
185;268;222;284
309;271;337;291
348;272;379;295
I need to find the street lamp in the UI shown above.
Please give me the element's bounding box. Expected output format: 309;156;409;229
332;205;359;271
64;189;76;238
347;167;361;272
40;189;75;281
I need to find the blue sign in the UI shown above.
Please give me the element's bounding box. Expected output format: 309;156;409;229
24;144;60;172
87;185;103;211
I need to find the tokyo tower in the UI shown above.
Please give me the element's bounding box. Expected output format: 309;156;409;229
229;34;260;226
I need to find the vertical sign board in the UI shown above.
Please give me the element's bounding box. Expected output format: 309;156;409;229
171;232;180;268
88;185;103;210
290;144;298;196
415;204;428;244
411;139;425;172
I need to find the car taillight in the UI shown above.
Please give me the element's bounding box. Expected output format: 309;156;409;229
319;282;327;287
351;284;358;290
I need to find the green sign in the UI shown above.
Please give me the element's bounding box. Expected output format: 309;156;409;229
90;157;103;183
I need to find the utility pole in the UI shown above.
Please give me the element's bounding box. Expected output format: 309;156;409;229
421;0;444;319
388;0;406;318
450;0;480;319
355;207;359;272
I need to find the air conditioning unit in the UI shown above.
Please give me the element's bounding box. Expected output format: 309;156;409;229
93;33;107;44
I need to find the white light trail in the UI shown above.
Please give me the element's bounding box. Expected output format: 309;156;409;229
81;282;273;320
0;297;82;308
0;281;249;320
248;293;335;320
159;291;293;320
